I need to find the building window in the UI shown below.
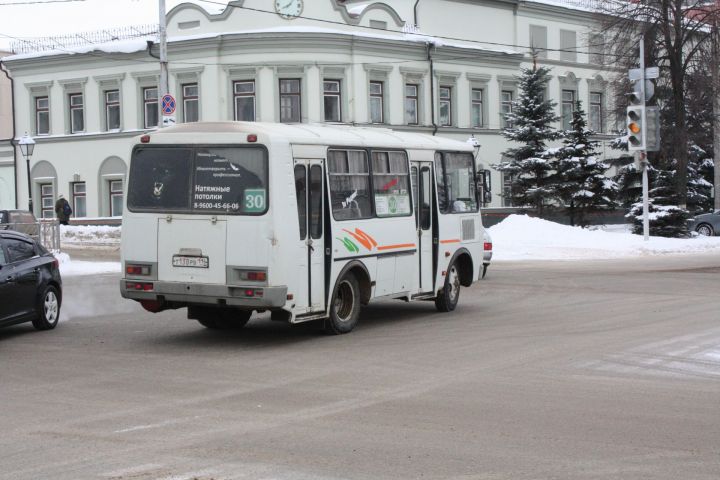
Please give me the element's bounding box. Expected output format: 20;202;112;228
69;93;84;133
471;88;484;128
279;79;301;123
105;90;120;131
182;83;199;123
233;81;255;121
589;92;603;133
35;96;49;135
439;86;452;126
560;30;577;62
369;81;384;124
502;171;513;207
405;84;419;125
72;182;86;218
143;87;158;129
323;80;341;122
110;180;123;217
589;33;605;65
501;90;513;128
529;25;548;58
40;184;54;218
562;90;575;130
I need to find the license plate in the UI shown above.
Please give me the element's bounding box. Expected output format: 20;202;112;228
172;255;209;268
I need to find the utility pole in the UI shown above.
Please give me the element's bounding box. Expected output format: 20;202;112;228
640;35;649;241
713;8;720;212
158;0;169;128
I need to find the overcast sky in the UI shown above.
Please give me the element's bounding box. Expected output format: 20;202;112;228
0;0;230;50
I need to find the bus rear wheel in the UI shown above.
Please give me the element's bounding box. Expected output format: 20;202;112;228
435;262;460;312
189;306;251;330
325;274;361;335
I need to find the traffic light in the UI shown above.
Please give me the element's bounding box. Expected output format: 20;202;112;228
627;105;645;151
645;106;660;152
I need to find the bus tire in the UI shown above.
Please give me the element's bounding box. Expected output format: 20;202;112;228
435;261;461;312
325;274;361;335
190;306;251;330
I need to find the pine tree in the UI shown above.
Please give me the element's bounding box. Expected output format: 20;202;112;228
551;101;617;227
687;144;714;213
627;167;691;238
492;63;561;216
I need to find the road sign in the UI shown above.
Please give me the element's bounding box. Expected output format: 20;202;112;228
628;67;659;81
161;94;176;115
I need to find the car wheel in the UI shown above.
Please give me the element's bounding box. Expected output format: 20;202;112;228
435;262;461;312
189;306;251;330
696;223;715;237
32;285;61;330
324;274;361;335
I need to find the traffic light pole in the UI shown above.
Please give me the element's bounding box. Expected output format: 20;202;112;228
639;35;649;241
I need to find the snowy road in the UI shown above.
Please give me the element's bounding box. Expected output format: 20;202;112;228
1;254;719;479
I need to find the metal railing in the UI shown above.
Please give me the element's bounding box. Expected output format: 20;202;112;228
0;221;61;252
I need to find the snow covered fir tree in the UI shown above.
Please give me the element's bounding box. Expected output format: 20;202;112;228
493;62;561;216
551;101;617;227
627;167;692;238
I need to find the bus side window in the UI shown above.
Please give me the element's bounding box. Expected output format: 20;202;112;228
420;167;432;230
294;165;307;240
328;149;372;220
434;152;447;213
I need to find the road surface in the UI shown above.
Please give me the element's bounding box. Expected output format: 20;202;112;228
1;254;719;479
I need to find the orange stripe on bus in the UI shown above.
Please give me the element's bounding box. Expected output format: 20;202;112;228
377;243;416;251
440;239;461;244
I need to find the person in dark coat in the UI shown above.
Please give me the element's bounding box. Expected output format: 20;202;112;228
55;194;71;225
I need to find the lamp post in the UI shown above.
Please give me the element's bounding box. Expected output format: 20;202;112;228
18;133;35;213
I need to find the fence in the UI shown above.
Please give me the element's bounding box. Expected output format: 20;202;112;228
10;24;158;55
0;220;60;251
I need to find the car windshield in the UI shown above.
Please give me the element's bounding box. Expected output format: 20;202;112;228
127;146;268;215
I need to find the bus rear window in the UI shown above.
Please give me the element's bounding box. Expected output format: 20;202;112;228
128;146;268;215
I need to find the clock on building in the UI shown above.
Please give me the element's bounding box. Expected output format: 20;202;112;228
275;0;304;19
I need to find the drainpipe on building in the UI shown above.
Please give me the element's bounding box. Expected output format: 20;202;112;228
413;0;420;28
426;43;438;136
0;60;18;209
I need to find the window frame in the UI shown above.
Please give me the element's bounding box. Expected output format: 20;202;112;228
182;83;199;123
562;89;576;130
40;183;54;219
68;93;85;134
143;87;159;129
72;181;86;218
105;89;121;131
500;90;514;129
589;92;603;133
405;83;419;125
279;78;302;123
233;80;256;122
471;88;484;128
369;81;384;124
439;86;452;127
110;179;124;217
35;96;50;135
323;79;342;123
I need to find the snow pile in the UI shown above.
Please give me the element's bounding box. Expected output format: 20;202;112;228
54;251;120;277
488;215;720;261
61;225;121;246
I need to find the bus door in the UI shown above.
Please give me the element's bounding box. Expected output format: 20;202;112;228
293;159;326;313
411;162;434;294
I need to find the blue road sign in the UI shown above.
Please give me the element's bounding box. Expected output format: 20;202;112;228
161;94;176;115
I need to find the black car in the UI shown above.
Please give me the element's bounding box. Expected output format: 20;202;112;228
0;230;62;330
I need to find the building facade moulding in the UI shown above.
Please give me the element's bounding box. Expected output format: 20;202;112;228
166;0;244;24
332;1;405;28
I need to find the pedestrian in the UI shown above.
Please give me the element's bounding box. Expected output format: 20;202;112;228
55;194;72;226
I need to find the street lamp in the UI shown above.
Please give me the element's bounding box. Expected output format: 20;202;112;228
18;133;35;212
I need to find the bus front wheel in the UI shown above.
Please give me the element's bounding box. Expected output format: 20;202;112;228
325;274;361;335
435;262;461;312
190;306;251;330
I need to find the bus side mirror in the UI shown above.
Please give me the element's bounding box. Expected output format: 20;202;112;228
476;170;492;205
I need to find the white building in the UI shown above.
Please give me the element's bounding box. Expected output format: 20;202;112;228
0;50;14;210
2;0;617;219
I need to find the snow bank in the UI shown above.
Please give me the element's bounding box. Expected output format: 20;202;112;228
488;215;720;261
54;251;120;277
61;225;121;246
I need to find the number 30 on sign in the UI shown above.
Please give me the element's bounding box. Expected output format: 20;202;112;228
244;189;266;212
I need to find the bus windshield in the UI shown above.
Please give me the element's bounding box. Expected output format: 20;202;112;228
127;146;268;215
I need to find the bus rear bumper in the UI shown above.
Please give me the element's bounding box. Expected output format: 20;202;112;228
120;279;288;308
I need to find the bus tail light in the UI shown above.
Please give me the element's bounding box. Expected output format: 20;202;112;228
235;269;267;283
126;264;151;276
247;134;257;142
126;281;154;291
246;271;266;282
484;242;493;251
140;134;151;143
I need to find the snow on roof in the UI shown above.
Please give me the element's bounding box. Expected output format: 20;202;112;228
4;25;519;62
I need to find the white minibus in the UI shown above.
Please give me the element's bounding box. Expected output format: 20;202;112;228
120;122;492;334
